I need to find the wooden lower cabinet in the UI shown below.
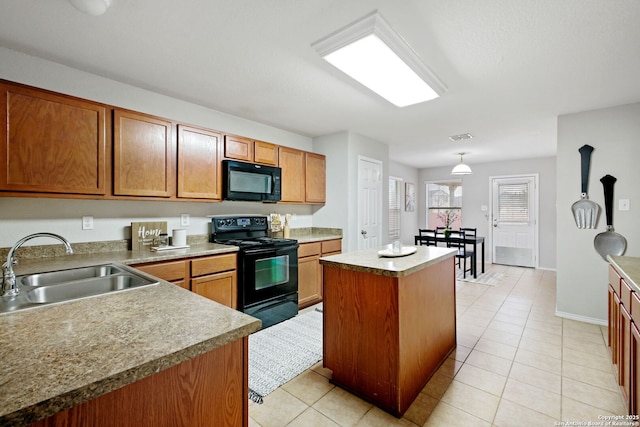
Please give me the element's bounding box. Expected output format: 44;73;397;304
297;239;341;309
609;263;640;415
29;338;248;427
192;271;237;309
323;256;455;416
132;253;237;308
134;259;189;290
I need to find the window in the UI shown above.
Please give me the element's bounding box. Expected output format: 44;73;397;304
426;181;462;229
389;177;402;240
497;183;529;223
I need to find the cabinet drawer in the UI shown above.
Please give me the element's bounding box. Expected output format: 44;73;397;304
191;253;237;277
622;278;634;313
321;239;342;254
134;260;188;282
610;265;622;295
299;242;321;258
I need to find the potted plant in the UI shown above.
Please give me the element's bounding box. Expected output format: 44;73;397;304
437;210;460;238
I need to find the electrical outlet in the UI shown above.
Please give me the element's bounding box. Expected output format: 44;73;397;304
82;216;94;230
180;213;190;227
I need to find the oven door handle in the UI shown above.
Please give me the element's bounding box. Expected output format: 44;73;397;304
243;244;298;256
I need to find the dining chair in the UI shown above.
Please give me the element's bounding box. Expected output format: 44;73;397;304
460;227;477;273
417;229;436;246
447;230;473;278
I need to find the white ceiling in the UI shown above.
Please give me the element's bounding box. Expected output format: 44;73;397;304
1;0;639;168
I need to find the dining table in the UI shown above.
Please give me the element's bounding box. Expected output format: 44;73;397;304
414;233;485;278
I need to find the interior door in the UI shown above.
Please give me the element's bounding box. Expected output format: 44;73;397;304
491;175;537;267
358;157;382;250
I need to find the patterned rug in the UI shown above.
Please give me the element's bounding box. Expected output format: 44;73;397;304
248;309;323;404
456;268;504;286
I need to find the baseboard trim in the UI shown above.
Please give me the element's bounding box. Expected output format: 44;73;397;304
555;310;607;326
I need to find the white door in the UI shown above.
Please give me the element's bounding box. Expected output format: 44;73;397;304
358;157;382;250
491;175;537;267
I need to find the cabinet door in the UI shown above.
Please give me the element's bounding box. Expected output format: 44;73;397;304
177;125;221;200
254;140;278;165
223;134;253;162
0;82;107;195
621;303;632;405
114;110;173;197
631;322;640;415
609;284;618;354
192;270;237;309
298;255;322;309
279;146;305;203
305;152;326;203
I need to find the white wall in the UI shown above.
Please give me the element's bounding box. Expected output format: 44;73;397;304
313;131;390;252
389;161;419;245
0;46;314;247
557;102;640;324
419;156;557;270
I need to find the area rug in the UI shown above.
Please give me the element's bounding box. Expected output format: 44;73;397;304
456;268;504;286
248;309;323;404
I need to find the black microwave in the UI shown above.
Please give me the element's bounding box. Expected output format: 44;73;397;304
222;160;282;202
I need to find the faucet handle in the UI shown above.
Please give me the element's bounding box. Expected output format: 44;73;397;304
2;259;18;269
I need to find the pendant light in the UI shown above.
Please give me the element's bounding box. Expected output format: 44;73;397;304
68;0;111;16
451;152;472;175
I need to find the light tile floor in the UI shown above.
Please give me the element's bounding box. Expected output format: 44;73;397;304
249;264;626;427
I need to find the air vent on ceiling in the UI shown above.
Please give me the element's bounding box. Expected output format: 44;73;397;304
448;133;473;142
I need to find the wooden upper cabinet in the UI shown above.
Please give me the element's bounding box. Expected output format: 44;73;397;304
254;140;278;165
0;81;108;195
305;152;326;204
278;146;305;203
177;125;222;200
224;134;278;166
224;134;253;162
113;109;173;197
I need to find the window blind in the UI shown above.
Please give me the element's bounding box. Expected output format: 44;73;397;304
388;178;401;240
498;183;529;222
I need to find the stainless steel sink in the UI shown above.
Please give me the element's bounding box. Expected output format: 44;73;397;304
21;264;125;287
0;263;159;313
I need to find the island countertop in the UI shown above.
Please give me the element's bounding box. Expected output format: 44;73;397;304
0;271;261;426
319;245;456;278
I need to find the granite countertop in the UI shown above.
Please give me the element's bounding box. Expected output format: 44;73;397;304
0;244;260;426
609;255;640;291
295;234;342;244
11;242;239;276
320;244;456;278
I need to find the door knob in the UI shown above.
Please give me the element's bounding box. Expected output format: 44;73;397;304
361;230;367;236
493;218;498;227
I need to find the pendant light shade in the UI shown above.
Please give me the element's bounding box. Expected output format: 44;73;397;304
451;153;472;175
68;0;111;16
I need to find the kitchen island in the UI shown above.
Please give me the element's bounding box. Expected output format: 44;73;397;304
0;267;260;427
319;245;457;417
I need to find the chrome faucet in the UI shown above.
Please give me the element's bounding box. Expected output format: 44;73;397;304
2;233;74;297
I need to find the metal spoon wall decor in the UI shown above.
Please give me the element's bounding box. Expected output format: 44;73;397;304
594;174;627;261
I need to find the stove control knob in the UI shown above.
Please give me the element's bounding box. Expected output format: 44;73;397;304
217;219;225;227
226;219;234;226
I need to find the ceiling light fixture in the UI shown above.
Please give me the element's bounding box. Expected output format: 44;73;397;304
311;11;446;107
451;152;472;175
68;0;111;16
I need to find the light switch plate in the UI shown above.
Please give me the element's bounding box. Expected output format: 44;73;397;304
619;199;630;211
180;213;190;227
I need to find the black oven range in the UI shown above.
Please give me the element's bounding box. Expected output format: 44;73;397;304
210;215;299;328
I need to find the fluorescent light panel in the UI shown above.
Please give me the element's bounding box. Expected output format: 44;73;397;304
313;11;446;107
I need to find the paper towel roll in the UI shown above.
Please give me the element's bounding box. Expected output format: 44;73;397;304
172;229;187;247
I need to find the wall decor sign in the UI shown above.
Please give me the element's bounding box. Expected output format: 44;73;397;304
405;182;415;212
131;221;168;250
